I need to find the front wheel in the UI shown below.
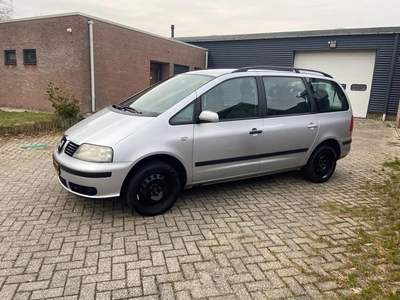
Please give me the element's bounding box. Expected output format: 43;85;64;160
124;161;181;216
302;145;337;183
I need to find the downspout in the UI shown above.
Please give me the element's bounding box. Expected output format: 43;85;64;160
88;21;96;113
383;33;399;121
205;51;209;69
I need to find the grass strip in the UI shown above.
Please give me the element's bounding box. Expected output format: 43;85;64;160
0;109;56;126
324;157;400;299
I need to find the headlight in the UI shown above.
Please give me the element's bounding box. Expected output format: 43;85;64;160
73;144;113;162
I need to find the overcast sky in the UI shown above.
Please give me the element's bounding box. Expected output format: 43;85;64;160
11;0;400;37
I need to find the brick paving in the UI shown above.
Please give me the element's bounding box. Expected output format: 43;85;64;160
0;119;399;299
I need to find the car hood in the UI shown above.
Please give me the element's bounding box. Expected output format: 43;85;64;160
65;107;155;147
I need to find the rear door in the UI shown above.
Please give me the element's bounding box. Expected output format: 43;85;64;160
260;76;319;171
193;77;263;183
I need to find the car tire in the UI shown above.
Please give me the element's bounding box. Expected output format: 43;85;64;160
124;161;181;216
302;145;337;183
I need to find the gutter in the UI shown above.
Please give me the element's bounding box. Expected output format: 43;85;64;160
383;33;399;121
88;20;96;113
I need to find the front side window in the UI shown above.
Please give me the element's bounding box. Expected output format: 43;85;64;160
309;79;349;112
170;103;195;125
264;76;311;116
201;77;258;120
120;74;212;116
23;49;36;65
5;50;16;64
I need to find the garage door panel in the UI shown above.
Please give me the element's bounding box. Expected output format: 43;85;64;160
294;50;376;118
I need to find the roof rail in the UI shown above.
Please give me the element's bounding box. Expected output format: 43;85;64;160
232;66;333;78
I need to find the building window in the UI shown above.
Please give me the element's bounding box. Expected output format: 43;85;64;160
5;50;16;65
173;64;189;75
350;84;367;91
23;49;36;65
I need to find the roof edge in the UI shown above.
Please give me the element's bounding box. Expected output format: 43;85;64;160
177;26;400;42
0;12;208;51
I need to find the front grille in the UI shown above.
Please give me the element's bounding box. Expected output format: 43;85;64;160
64;141;80;157
57;136;67;153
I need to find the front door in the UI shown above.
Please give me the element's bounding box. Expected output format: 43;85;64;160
193;77;263;183
150;62;162;85
150;70;157;86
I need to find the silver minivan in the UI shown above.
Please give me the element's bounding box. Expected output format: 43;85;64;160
53;66;353;216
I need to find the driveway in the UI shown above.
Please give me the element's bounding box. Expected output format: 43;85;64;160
0;119;399;299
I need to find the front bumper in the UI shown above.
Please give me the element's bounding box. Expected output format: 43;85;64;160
53;148;132;198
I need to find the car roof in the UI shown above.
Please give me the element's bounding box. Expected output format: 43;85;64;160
187;69;235;77
185;67;334;80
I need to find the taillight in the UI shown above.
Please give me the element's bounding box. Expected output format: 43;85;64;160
350;115;354;132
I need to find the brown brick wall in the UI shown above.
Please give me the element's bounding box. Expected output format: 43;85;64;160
92;19;206;110
0;14;207;113
0;15;91;112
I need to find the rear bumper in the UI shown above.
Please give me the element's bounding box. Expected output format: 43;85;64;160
340;139;352;159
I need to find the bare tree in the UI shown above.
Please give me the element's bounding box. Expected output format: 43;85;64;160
0;0;13;20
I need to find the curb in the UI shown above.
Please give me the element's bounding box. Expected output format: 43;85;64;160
0;118;81;136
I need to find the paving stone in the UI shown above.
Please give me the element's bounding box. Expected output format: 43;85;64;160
31;287;64;299
0;119;398;299
18;280;49;292
316;280;339;291
96;279;126;292
64;276;81;296
0;283;18;300
282;276;306;296
142;275;157;295
126;269;141;287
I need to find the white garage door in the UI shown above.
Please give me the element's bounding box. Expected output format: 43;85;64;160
294;50;376;118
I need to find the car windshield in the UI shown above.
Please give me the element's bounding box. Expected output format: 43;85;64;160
120;74;213;116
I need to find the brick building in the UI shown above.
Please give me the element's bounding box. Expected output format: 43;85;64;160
0;13;207;113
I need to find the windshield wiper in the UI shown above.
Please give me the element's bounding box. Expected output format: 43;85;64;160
123;106;142;114
112;104;142;114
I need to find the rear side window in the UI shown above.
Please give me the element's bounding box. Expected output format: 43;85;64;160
263;76;311;116
309;79;349;113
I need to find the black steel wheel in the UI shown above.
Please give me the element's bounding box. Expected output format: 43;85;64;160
302;145;337;183
124;161;181;216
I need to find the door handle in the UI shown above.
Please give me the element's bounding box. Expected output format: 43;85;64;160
308;123;318;129
249;128;263;135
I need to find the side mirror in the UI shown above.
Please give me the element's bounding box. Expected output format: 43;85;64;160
199;110;219;123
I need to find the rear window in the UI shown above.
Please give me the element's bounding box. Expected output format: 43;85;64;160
309;79;349;113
